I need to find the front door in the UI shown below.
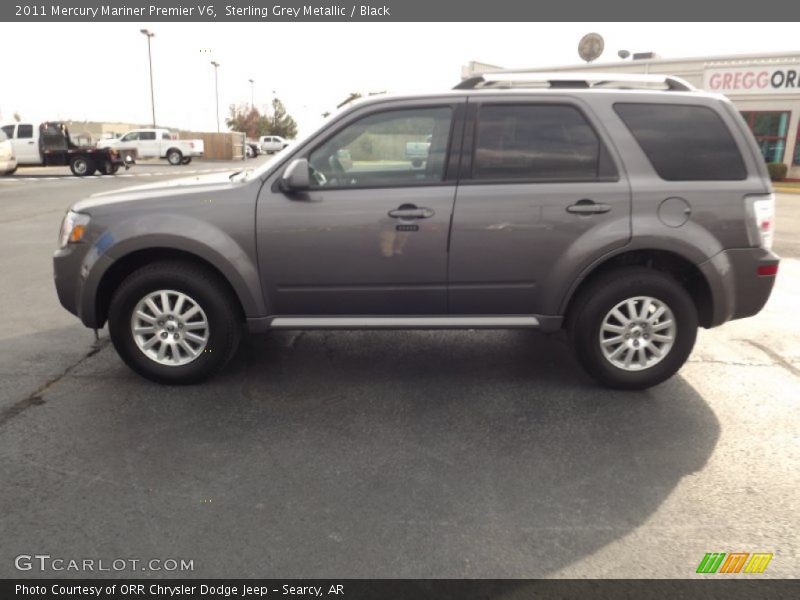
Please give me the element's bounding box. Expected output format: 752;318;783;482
448;99;631;315
257;101;463;315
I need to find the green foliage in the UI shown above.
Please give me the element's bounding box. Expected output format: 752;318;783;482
767;162;788;181
225;98;298;139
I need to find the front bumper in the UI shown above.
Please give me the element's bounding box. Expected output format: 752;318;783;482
699;247;780;327
53;240;112;328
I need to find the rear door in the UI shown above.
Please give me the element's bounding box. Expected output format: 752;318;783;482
448;97;631;315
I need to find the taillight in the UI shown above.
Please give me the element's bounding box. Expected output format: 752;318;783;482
749;193;775;251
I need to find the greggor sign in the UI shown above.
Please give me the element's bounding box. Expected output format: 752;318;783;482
704;65;800;95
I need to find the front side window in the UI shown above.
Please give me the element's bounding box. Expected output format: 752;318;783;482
472;104;616;181
121;132;139;142
308;106;453;188
740;111;791;164
17;124;33;139
1;125;13;138
615;103;747;181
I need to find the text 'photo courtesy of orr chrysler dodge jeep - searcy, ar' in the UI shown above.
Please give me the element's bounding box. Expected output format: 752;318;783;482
53;73;779;389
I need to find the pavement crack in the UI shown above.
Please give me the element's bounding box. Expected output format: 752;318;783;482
739;339;800;378
0;337;110;427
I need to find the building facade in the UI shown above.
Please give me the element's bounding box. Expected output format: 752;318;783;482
463;52;800;180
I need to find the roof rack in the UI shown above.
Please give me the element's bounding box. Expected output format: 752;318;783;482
454;72;696;92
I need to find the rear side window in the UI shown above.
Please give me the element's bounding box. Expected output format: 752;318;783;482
614;103;746;181
139;131;156;140
472;104;617;181
17;124;33;139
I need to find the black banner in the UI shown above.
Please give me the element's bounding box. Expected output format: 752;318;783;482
3;0;800;22
4;579;800;600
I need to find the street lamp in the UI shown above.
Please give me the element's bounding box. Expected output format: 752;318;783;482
140;29;156;127
210;60;221;132
248;78;254;109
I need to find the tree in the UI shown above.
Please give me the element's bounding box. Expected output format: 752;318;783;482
266;98;298;139
225;98;298;139
225;104;268;139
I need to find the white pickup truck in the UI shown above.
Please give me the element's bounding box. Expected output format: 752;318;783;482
258;135;289;154
98;128;204;165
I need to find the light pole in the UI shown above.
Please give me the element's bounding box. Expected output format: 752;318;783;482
140;29;156;127
248;79;254;109
210;60;220;132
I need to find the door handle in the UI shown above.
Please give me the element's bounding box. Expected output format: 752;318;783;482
388;204;435;219
566;199;611;215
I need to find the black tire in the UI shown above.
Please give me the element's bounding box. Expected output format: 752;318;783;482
180;157;192;165
108;261;242;384
98;160;119;175
568;267;698;390
69;156;94;177
167;149;183;165
3;166;18;176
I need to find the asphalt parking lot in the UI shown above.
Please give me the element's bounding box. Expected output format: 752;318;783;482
0;161;798;578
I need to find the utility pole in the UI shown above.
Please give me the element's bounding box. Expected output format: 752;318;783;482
211;61;221;132
140;29;156;127
248;79;254;109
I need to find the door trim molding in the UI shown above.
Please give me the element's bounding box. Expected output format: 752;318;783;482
268;316;540;329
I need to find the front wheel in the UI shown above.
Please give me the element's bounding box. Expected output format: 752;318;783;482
69;156;94;177
166;149;183;165
3;166;18;176
568;267;698;390
108;261;242;384
180;157;192;165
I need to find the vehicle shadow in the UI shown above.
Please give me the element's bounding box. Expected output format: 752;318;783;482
0;328;719;578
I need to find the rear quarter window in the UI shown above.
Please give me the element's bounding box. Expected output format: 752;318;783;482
614;103;747;181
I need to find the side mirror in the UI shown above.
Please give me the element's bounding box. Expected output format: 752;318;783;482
279;158;310;192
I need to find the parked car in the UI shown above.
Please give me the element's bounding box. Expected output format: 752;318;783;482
98;128;204;165
245;141;261;158
54;73;779;389
0;129;18;175
1;122;130;176
259;135;289;154
405;135;432;167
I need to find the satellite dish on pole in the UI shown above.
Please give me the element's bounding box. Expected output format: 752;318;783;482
578;33;604;63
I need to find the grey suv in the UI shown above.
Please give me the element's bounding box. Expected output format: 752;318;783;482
53;73;779;389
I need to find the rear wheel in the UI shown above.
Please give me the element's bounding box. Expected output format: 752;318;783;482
167;149;183;165
568;267;698;390
69;156;94;177
108;261;242;384
3;166;18;176
180;157;192;165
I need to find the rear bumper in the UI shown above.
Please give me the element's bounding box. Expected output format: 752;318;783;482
699;247;779;327
0;156;17;173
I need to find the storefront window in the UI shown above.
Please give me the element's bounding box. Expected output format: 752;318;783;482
795;122;800;166
740;111;790;163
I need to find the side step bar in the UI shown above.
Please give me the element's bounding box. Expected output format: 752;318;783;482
268;316;540;330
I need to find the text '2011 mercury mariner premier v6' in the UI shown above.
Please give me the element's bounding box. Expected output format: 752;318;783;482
54;73;779;389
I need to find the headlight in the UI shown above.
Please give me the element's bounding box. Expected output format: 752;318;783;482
58;210;91;248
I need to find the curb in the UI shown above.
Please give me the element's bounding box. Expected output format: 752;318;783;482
774;186;800;194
